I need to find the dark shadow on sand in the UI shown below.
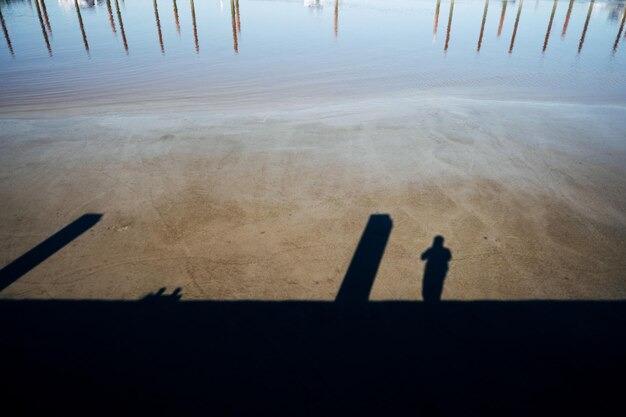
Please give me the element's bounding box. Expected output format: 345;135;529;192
1;213;624;416
421;235;452;302
0;213;102;292
336;214;392;304
1;298;625;416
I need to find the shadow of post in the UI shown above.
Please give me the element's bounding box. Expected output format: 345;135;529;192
335;214;392;304
0;213;102;292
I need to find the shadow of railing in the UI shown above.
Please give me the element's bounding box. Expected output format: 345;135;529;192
1;298;624;416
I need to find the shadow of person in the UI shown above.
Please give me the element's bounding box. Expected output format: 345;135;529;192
421;235;452;302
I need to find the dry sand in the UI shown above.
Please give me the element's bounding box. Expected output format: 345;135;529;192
1;96;625;300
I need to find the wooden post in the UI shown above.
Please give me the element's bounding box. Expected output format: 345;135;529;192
190;0;199;53
173;0;180;35
153;0;164;54
230;0;238;54
39;0;51;33
444;0;454;52
477;0;489;52
561;0;574;38
114;0;128;53
74;0;89;54
334;0;339;38
0;7;14;56
578;0;594;54
497;0;507;38
542;0;557;52
34;0;52;56
613;8;625;53
508;0;523;53
106;0;117;34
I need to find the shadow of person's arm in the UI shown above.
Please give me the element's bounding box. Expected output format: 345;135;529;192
421;249;430;261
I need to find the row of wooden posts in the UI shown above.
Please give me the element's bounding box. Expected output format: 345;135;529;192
0;0;244;56
436;0;625;54
1;0;624;57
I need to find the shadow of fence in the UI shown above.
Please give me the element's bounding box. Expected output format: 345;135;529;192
1;299;624;416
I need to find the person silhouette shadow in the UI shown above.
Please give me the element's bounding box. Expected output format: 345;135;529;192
421;236;452;302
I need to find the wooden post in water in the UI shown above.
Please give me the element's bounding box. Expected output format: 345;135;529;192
444;0;454;52
74;0;89;54
153;0;164;54
0;8;14;56
561;0;574;38
508;0;523;53
613;8;626;53
497;0;507;37
433;0;441;40
578;0;594;54
39;0;51;33
34;0;52;55
477;0;489;52
230;0;238;54
173;0;180;35
106;0;117;34
114;0;128;53
190;0;199;53
334;0;339;38
542;0;557;52
235;0;241;34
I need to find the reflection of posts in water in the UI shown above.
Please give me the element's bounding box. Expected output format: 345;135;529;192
235;0;241;34
562;0;574;38
39;0;52;33
0;8;14;56
578;0;594;54
613;8;626;53
173;0;180;35
433;0;441;40
34;0;52;55
421;236;452;303
74;0;89;53
444;0;454;52
477;0;489;52
334;0;339;38
497;0;507;37
230;0;238;54
190;0;199;53
114;0;128;53
336;214;393;304
542;0;557;52
508;0;523;53
106;0;117;34
153;0;164;54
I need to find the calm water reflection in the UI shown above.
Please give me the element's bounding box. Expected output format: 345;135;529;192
0;0;625;112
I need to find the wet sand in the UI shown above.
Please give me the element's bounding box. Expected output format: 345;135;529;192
1;96;625;301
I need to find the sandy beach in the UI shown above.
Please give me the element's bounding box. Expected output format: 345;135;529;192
1;96;625;301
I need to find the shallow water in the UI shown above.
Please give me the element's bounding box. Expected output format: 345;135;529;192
0;0;625;114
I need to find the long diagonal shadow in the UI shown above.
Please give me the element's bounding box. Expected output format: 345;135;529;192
0;213;102;292
336;214;393;304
